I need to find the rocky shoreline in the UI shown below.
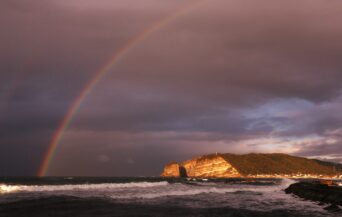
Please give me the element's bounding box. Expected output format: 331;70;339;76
285;181;342;212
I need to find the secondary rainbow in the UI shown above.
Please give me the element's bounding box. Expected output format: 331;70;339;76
37;0;206;176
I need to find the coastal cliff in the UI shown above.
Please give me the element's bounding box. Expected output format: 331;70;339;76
161;153;342;178
161;154;241;178
181;155;240;177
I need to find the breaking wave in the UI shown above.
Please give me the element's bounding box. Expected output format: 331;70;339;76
0;181;169;194
112;179;296;199
113;187;236;199
0;178;333;216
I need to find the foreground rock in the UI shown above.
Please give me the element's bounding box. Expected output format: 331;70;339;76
285;182;342;206
161;153;342;178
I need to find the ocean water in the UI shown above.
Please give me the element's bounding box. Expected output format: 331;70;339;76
0;177;341;217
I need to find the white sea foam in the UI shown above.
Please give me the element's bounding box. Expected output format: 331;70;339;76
0;185;21;193
0;181;168;194
279;178;296;188
0;179;295;197
112;187;238;199
111;179;296;199
0;179;333;216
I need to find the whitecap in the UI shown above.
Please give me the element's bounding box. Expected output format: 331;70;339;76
0;181;169;194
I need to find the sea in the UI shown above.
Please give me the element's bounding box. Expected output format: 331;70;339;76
0;177;341;217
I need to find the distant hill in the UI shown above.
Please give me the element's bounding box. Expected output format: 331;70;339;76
161;153;342;178
221;153;342;175
313;159;342;172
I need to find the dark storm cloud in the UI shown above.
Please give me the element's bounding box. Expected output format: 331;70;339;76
0;0;186;175
119;1;342;102
1;0;342;175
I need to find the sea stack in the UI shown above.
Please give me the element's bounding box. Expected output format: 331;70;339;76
161;153;342;178
160;162;185;177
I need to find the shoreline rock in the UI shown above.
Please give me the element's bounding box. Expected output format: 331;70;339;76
285;182;342;206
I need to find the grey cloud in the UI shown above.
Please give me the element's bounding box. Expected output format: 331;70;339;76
1;0;342;175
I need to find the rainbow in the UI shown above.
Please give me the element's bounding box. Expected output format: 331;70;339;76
37;0;206;176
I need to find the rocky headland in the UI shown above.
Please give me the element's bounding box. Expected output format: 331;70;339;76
161;153;342;179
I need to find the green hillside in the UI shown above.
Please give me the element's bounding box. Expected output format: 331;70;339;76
216;153;342;176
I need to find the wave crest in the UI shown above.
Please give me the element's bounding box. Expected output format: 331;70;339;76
0;181;169;194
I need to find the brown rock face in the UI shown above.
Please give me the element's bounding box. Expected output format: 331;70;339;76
161;155;240;178
183;156;240;177
161;162;185;177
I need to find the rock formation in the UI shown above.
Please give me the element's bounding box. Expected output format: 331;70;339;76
285;182;342;207
160;162;186;177
161;154;240;178
161;153;342;178
181;155;240;177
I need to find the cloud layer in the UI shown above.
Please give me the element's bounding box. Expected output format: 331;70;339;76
1;0;342;176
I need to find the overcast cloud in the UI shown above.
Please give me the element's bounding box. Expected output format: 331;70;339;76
1;0;342;176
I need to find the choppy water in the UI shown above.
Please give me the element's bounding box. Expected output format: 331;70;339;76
0;177;341;217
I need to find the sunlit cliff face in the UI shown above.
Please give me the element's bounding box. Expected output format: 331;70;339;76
162;155;240;178
1;0;342;176
182;156;240;178
161;153;342;178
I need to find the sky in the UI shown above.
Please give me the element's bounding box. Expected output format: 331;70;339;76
1;0;342;176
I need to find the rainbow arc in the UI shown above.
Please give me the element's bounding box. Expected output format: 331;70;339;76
38;0;206;176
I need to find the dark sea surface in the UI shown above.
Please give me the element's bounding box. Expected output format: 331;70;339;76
0;177;341;217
